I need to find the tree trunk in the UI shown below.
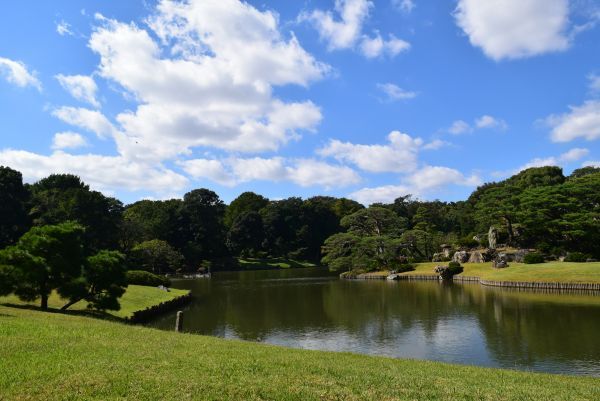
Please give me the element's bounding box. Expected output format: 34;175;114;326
40;294;48;311
61;298;82;311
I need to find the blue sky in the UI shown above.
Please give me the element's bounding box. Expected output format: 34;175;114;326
1;0;599;205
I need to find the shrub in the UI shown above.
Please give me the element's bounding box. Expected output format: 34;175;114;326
447;261;464;275
126;270;171;287
564;252;590;263
457;237;479;249
523;253;545;264
393;263;415;273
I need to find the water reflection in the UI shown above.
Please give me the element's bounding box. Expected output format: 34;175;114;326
146;268;600;376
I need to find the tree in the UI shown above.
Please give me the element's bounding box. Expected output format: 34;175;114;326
29;174;123;252
261;197;305;258
178;189;227;265
0;222;86;310
122;199;182;247
130;240;184;274
340;207;407;237
0;166;29;248
225;192;269;227
226;211;264;256
61;251;128;311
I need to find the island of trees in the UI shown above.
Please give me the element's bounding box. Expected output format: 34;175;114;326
1;164;599;310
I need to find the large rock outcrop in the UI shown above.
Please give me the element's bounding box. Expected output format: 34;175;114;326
452;251;470;264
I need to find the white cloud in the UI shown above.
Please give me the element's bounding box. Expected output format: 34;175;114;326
83;1;327;162
350;165;481;205
51;132;88;150
56;21;73;36
448;115;507;134
502;148;591;175
56;74;100;107
454;0;570;60
589;74;600;94
318;131;423;173
359;33;410;58
393;0;415;14
302;0;409;58
448;120;472;135
422;139;450;150
180;157;360;189
301;0;372;50
52;107;115;138
583;160;600;168
475;115;507;130
546;100;600;142
0;149;188;194
0;57;41;90
376;83;417;101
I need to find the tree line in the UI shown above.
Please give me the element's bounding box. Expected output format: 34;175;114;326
1;164;599;280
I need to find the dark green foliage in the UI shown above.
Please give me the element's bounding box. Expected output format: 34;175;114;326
457;236;479;249
126;270;171;287
29;174;123;252
130;240;184;274
121;199;182;250
564;252;590;263
226;211;264;257
67;250;128;311
447;261;463;275
569;166;600;179
178;189;227;265
523;253;545;264
0;166;29;248
224;192;269;227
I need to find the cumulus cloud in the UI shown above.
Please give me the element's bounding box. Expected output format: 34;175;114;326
0;57;41;90
84;1;327;162
52;107;115;138
448;115;507;134
350;165;481;205
454;0;570;60
359;33;410;58
51;132;88;150
180;157;360;189
56;74;100;107
376;82;417;102
0;149;188;194
318;131;423;173
422;139;450;150
493;148;591;178
546;100;600;142
302;0;409;58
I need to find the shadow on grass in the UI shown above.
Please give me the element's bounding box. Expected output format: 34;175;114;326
0;302;123;322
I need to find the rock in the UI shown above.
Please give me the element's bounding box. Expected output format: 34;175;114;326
432;253;444;262
468;250;486;263
452;251;470;264
488;226;498;249
513;249;531;263
558;256;566;262
493;254;510;268
434;265;452;280
587;258;598;263
440;244;453;258
387;274;401;280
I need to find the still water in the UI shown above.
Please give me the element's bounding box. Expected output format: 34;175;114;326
147;268;600;376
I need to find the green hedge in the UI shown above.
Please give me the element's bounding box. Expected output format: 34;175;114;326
126;270;171;287
523;253;545;264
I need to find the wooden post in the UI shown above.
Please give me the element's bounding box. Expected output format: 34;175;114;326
175;311;183;332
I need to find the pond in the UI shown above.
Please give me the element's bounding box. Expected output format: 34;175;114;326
146;268;600;376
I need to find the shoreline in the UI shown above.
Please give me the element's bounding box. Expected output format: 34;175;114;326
344;270;600;291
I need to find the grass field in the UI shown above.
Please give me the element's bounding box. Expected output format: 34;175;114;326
0;305;598;401
0;285;190;320
237;257;317;269
402;261;600;283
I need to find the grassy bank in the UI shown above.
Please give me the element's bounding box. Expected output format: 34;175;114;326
237;257;317;270
0;305;598;401
0;285;189;320
355;262;600;284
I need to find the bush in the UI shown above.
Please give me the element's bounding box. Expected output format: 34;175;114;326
392;263;415;273
447;261;464;275
126;270;171;287
564;252;590;263
523;253;545;264
457;237;479;249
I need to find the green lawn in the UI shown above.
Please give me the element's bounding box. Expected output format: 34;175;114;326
237;257;317;269
402;261;600;283
0;305;598;401
0;285;190;320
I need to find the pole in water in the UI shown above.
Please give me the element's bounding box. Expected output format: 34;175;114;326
175;311;183;332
